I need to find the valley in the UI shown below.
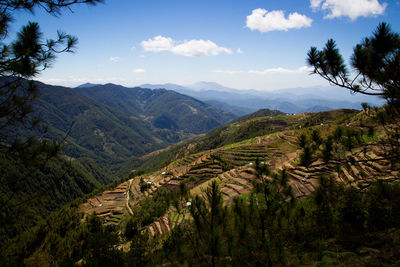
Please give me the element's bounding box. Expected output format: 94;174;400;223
1;3;399;265
79;108;398;242
3;79;235;168
3;97;400;266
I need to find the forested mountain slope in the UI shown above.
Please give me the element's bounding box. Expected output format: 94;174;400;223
5;80;235;167
0;154;114;247
4;81;170;166
75;83;236;134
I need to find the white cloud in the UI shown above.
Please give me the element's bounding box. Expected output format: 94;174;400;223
310;0;387;20
141;36;174;52
248;66;313;75
246;9;312;32
311;0;323;9
141;36;232;57
139;55;146;58
236;48;243;54
133;68;146;73
213;69;243;75
173;40;232;57
109;56;120;62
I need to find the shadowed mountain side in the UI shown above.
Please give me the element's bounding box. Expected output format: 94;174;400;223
0;154;115;243
6;81;170;166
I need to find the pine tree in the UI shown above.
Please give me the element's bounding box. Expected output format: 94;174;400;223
307;23;399;110
188;180;228;266
0;0;103;247
307;23;400;169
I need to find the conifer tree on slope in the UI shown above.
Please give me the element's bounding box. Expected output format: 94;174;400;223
0;1;103;211
307;22;400;168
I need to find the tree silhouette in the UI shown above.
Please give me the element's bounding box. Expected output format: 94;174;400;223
307;22;399;111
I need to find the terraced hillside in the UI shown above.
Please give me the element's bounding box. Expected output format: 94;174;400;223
80;108;399;238
117;109;356;176
79;130;295;232
80;181;131;225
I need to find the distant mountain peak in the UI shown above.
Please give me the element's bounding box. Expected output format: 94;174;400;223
76;83;102;88
187;81;234;92
192;81;221;87
139;83;189;91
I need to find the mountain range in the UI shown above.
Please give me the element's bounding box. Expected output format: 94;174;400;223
5;80;235;166
13;80;384;167
74;83;235;134
140;82;385;115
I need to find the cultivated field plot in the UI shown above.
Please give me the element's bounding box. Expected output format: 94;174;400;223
80;181;130;224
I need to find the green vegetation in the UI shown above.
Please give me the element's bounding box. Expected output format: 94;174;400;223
0;153;114;249
194;114;288;152
126;188;174;229
2;103;398;265
4;79;237;176
9;161;400;266
230;108;283;123
307;22;399;166
76;84;235;135
10;81;173;166
117;109;358;177
2;207;123;267
158;171;400;266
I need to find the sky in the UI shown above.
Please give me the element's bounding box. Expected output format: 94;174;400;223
11;0;400;91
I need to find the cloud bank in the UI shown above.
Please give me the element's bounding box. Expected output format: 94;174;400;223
249;66;313;75
214;66;313;75
213;70;243;75
133;68;146;73
310;0;387;20
246;9;312;32
141;36;232;57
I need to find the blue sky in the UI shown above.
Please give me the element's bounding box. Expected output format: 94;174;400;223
12;0;400;90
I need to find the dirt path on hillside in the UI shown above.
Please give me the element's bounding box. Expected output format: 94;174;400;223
126;179;133;215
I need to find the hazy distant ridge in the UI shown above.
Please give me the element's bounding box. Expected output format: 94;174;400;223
140;82;384;115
